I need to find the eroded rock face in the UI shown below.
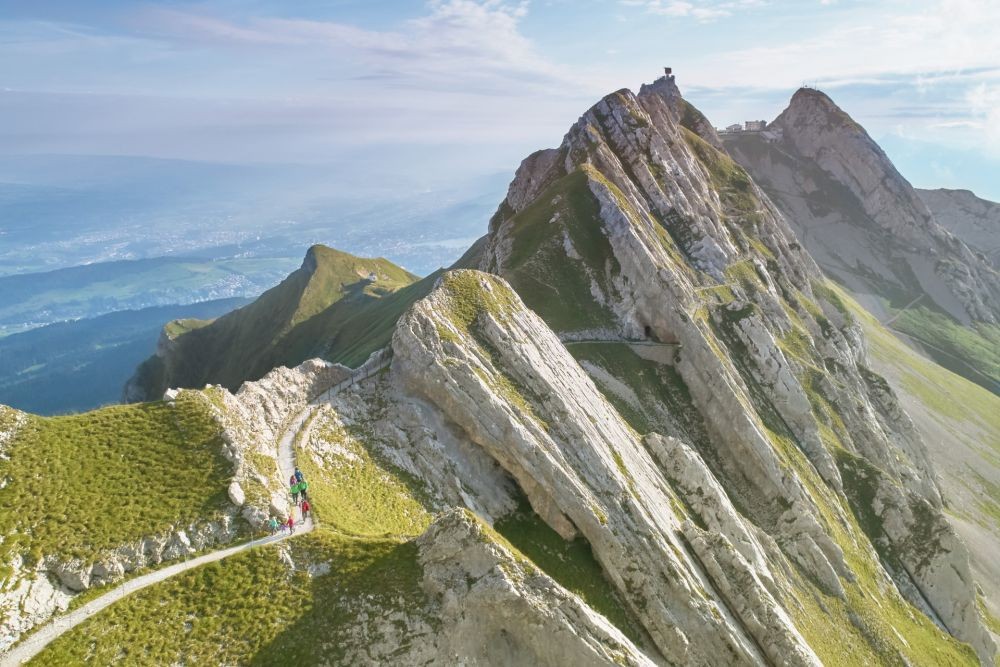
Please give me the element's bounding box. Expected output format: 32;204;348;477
725;89;1000;326
416;510;654;666
466;76;994;663
199;358;351;527
391;271;818;666
918;188;1000;270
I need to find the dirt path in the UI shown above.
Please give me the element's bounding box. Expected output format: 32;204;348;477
2;402;322;667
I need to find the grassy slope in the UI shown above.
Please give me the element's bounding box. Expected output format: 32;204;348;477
0;393;234;573
890;305;1000;395
134;246;421;394
296;409;432;538
29;529;425;666
497;169;619;332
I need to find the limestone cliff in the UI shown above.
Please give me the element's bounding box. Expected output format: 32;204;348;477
723;89;1000;328
918;188;1000;270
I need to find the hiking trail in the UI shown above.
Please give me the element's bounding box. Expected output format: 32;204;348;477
0;355;391;666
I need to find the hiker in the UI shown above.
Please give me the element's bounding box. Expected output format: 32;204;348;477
294;467;304;484
286;515;295;533
291;482;300;505
299;481;309;502
268;517;279;535
289;474;296;486
301;499;311;519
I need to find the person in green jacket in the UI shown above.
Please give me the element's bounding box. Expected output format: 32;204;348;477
291;482;300;505
299;481;309;502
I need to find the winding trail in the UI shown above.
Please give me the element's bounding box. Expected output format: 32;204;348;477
1;378;346;666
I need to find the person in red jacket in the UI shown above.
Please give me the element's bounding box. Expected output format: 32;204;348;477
301;499;311;519
286;514;295;534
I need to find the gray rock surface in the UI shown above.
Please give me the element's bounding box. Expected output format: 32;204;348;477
918;188;1000;269
724;89;1000;326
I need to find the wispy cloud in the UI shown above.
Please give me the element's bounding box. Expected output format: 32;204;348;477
620;0;765;21
132;1;589;96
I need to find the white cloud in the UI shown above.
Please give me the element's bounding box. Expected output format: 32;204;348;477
686;0;1000;90
965;83;1000;148
136;1;589;96
620;0;765;21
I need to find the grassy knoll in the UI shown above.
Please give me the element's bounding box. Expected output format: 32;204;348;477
131;245;422;397
297;415;432;538
0;392;234;570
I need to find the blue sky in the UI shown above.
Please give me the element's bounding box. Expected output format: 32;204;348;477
1;0;998;200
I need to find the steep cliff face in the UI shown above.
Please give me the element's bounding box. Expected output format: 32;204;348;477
723;89;1000;328
918;188;1000;269
465;76;995;663
296;262;988;664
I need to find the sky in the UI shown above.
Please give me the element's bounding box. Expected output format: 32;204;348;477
1;0;999;200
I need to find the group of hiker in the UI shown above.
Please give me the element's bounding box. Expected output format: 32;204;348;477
267;467;311;536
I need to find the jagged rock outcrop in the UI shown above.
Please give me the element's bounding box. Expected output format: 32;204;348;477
468;74;994;663
390;271;821;665
195;357;351;526
415;510;654;666
723;89;1000;326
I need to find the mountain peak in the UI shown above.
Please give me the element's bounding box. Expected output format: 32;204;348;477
637;73;682;104
777;87;863;134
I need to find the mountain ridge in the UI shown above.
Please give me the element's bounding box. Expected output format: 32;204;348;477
11;75;998;665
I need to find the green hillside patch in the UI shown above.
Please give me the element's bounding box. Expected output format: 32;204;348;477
29;529;426;666
0;393;234;567
297;417;432;538
497;169;619;332
890;305;1000;395
495;503;640;642
130;245;422;397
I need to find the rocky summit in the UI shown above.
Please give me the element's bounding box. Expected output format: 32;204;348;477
4;75;1000;666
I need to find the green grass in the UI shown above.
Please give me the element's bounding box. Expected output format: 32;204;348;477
681;127;761;223
0;392;235;568
496;168;619;332
495;503;640;642
838;284;1000;445
131;245;422;397
890;305;1000;394
163;317;214;339
297;418;432;538
29;529;427;666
